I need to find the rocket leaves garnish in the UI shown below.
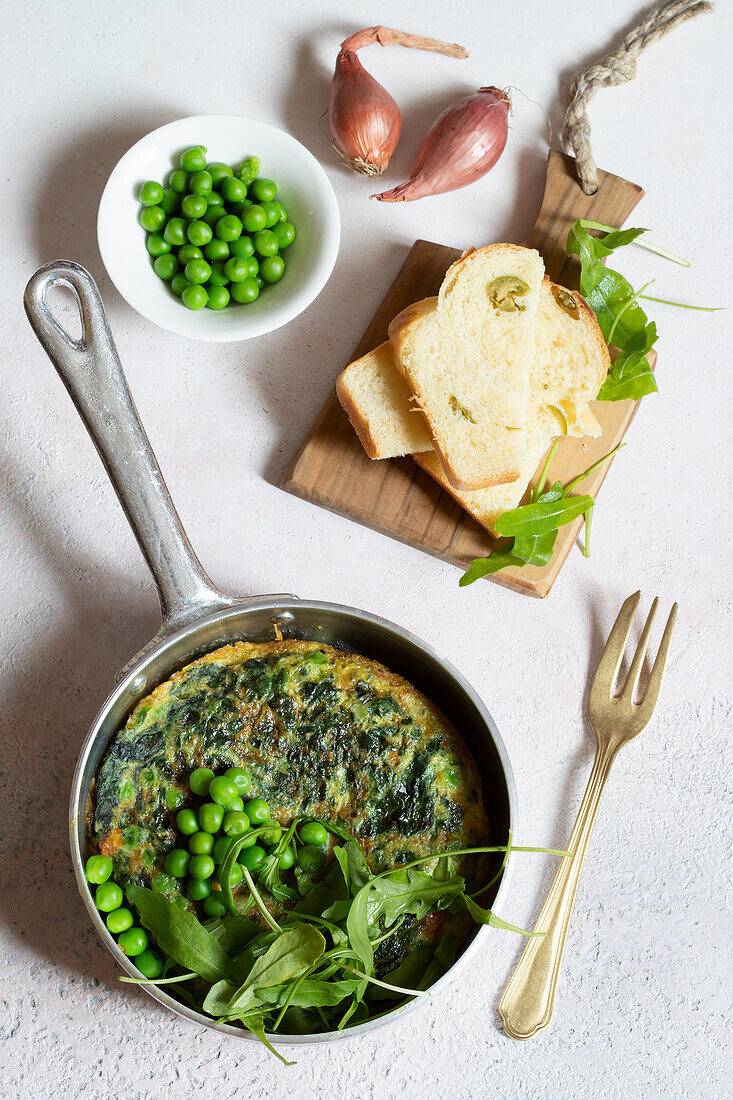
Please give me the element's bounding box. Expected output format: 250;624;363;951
460;444;624;585
119;831;569;1064
567;220;659;402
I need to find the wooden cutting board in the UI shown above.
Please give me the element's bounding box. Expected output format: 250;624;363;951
283;152;653;597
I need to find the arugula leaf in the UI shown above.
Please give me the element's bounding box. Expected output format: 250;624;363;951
227;925;326;1014
460;894;540;936
494;495;595;537
512;530;558;566
459;546;527;586
238;1011;296;1066
256;978;360;1009
567;220;659;402
127;886;232;984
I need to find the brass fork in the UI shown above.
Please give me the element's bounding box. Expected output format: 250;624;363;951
498;591;678;1040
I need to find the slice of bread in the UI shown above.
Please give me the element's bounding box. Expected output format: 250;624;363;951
336;342;432;459
336;278;608;462
388;244;545;490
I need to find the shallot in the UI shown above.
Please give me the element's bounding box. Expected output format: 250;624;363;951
327;26;468;177
371;87;511;202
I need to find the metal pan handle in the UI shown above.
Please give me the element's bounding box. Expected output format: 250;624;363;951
24;260;233;639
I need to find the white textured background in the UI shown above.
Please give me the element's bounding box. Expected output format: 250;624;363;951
1;1;731;1097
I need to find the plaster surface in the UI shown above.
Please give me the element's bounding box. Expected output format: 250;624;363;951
1;2;730;1096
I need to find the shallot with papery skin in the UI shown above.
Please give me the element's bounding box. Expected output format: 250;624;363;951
372;87;511;202
328;26;468;177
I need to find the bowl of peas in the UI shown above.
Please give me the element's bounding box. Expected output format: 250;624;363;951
97;115;340;341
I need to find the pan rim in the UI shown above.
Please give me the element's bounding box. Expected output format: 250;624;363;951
70;596;518;1045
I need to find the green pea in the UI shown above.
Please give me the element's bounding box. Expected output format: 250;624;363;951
297;844;325;874
238;845;266;872
242;205;267;233
182;284;208;311
85;855;113;884
278;846;295;871
251;178;278;203
135;949;163;978
215;215;243;243
235;832;257;853
223;811;250;836
95;882;123;912
190;170;213;196
180;145;208;172
164;787;184;810
299;821;328;847
189;831;214;856
170;273;189;297
139;206;165;232
254;229;279;258
261;824;282;847
243;798;269;824
273;201;288;222
187;220;213;246
204;238;230;262
177;244;202;264
189;768;214;796
146;233;171;257
203;893;228;918
254;275;265;289
230;278;259;304
207;285;230;310
207;262;229;287
206;190;224;207
245;256;259;278
224;767;251;795
153;254;180;281
181;193;207;219
184;258;211;286
229;236;255;258
221;177;247;203
186;877;211;901
207;161;233;186
213;836;234;864
209;776;239;806
274;221;296;249
163;218;188;247
118;927;148;957
259;255;285;284
164;848;190;878
176;808;199;835
260;202;281;228
239;156;261;184
105;907;134;934
202;205;226;227
139;180;164;206
224;257;249;283
189;854;215;880
225;796;244;812
160;188;180;216
199;802;224;833
168;169;190;194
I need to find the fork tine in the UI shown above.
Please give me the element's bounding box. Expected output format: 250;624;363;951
638;603;678;720
621;597;659;701
594;591;641;695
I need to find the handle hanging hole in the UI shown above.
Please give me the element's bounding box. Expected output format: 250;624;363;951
43;279;86;349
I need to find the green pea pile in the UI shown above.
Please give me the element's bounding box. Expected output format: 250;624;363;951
166;767;328;914
86;766;331;977
138;145;296;311
85;854;163;978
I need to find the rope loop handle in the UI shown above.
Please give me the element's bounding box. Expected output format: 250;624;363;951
562;0;714;194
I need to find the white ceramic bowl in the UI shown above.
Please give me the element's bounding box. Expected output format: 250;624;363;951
97;115;340;342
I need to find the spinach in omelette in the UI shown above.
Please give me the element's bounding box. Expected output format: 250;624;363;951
91;641;489;966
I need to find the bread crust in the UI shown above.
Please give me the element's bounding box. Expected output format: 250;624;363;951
336;367;382;460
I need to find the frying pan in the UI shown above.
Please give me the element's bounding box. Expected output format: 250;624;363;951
24;259;517;1047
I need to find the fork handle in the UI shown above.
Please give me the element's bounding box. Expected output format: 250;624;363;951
498;744;619;1039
